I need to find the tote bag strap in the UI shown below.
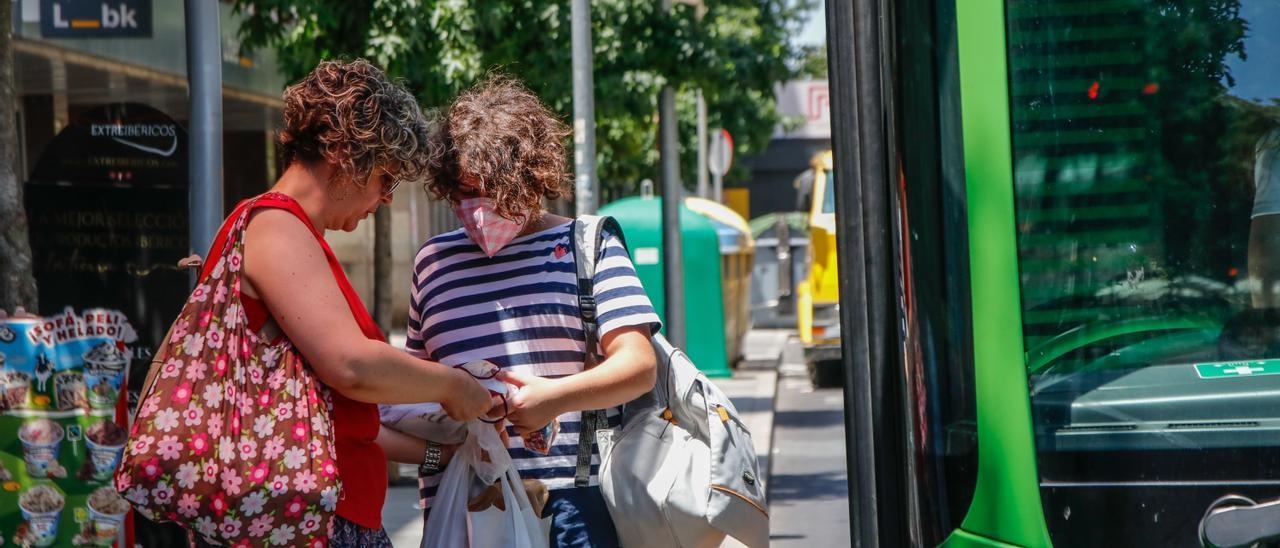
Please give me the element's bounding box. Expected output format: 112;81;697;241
201;192;385;342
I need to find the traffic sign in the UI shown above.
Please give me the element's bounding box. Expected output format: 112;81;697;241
1194;359;1280;379
709;128;733;176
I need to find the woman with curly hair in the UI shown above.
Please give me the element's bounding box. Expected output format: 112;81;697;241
400;75;660;547
197;59;497;546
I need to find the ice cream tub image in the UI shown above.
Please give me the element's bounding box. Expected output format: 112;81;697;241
82;342;129;373
84;370;121;410
84;420;127;480
18;419;64;477
18;483;66;547
54;371;88;411
86;485;130;546
2;369;32;410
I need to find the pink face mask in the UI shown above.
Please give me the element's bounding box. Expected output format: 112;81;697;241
454;197;525;257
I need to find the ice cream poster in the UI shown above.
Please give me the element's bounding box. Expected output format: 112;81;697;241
1;308;136;547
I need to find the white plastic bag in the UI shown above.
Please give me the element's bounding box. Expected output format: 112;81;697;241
468;464;551;548
422;420;551;548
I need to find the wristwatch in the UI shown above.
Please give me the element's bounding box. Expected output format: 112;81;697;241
419;441;443;477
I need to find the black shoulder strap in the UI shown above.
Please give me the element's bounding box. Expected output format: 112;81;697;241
572;215;620;487
572;216;623;358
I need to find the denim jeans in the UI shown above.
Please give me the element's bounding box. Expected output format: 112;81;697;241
543;486;621;548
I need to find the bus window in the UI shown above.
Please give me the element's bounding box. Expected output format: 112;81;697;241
1007;0;1280;543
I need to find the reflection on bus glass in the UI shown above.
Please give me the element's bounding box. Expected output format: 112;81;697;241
1008;0;1280;471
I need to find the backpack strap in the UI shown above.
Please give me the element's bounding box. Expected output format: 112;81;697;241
572;215;623;487
572;215;623;359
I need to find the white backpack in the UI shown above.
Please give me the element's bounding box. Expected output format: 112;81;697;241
572;216;769;548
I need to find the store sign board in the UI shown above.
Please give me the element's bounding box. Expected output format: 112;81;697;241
30;103;185;188
773;80;831;139
24;102;196;548
40;0;152;38
25;101;189;410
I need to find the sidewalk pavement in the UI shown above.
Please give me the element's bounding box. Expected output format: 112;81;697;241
381;328;788;547
768;337;850;546
717;329;786;548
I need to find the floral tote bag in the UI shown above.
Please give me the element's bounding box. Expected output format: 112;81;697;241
115;197;341;546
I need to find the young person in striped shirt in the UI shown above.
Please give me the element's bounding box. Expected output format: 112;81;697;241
399;75;661;547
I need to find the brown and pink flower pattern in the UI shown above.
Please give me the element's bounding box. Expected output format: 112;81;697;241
115;202;342;547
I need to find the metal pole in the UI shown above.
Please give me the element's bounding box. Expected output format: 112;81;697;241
658;0;685;347
713;170;723;203
184;0;223;260
696;89;708;199
572;0;599;215
659;86;685;348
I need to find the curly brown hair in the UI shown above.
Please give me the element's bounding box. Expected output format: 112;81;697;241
279;59;431;192
423;75;571;220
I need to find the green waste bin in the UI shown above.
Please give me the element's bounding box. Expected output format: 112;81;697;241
599;196;732;377
685;197;755;367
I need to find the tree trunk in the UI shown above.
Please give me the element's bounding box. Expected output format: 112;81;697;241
372;207;392;338
0;1;39;313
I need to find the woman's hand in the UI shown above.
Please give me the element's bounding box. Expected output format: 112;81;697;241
498;370;566;436
442;367;501;421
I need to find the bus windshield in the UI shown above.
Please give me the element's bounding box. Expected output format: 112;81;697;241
1008;0;1280;482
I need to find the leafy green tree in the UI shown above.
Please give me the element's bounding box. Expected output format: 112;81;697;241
231;0;811;202
797;44;828;79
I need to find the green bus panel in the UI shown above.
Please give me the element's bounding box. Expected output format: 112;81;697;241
949;0;1053;546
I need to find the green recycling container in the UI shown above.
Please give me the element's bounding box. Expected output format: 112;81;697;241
685;197;755;368
599;196;732;377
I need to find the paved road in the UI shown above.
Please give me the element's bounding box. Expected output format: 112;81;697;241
385;482;425;547
768;342;851;547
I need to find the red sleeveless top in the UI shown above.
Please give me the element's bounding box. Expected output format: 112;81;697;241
201;192;387;529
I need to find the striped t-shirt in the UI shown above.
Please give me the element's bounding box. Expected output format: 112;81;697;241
406;220;661;508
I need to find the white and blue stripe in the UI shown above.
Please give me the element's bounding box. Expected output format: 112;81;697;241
406;220;661;508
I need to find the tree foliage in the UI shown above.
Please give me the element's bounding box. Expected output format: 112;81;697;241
1142;0;1249;274
796;44;828;79
231;0;811;202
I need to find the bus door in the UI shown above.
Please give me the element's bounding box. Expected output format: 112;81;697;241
831;0;1280;546
965;0;1280;545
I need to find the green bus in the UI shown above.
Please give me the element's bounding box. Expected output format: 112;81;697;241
826;0;1280;545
